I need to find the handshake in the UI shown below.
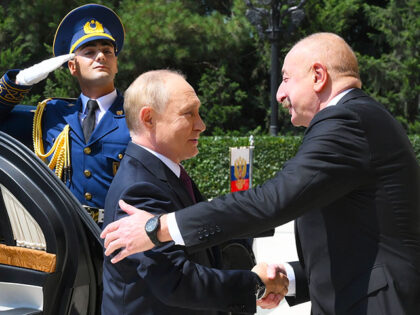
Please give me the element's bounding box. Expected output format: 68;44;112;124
252;262;289;309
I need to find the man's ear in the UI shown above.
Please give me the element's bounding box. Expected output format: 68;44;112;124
312;62;328;92
139;106;154;129
68;58;77;76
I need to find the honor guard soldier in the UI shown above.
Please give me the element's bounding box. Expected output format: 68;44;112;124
0;4;130;224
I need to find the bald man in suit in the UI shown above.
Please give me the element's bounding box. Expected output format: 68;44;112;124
102;34;420;315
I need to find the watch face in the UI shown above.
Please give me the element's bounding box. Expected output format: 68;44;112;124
145;217;157;233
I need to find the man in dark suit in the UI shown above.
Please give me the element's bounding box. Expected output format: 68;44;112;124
101;70;288;314
102;33;420;314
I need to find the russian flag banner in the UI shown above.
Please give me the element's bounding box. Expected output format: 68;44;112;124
230;146;252;192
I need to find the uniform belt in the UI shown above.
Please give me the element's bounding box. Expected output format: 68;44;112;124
83;205;104;223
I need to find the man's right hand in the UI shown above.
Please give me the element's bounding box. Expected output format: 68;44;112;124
101;200;155;263
251;262;289;309
15;53;74;86
256;263;289;309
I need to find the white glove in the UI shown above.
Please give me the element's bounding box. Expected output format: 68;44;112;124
16;53;75;86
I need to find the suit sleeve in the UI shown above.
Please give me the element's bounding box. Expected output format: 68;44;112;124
114;182;258;314
0;70;34;147
175;106;372;250
0;70;32;111
285;261;310;306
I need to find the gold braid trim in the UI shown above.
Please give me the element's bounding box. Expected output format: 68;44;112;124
33;99;71;181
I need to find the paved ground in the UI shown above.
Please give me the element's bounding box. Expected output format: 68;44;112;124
253;221;311;315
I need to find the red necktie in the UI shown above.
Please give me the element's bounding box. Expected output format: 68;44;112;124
180;166;196;203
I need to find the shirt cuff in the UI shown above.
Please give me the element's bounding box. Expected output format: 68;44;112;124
283;262;296;296
167;212;185;245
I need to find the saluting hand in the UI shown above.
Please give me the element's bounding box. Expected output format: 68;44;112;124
16;53;75;86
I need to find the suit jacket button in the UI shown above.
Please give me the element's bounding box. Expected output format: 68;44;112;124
84;192;92;201
84;170;92;178
118;153;123;159
84;147;91;155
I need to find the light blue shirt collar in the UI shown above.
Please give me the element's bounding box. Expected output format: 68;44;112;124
81;89;117;113
80;89;117;124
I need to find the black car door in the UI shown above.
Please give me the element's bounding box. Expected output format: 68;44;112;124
0;131;103;315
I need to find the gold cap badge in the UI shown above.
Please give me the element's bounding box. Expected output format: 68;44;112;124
84;20;105;34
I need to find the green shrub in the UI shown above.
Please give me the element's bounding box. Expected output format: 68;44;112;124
409;135;420;162
185;135;420;199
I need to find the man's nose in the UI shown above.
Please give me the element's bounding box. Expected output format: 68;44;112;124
195;115;206;133
96;50;105;60
276;84;286;103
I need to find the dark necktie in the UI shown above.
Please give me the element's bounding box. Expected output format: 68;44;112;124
82;99;99;143
180;166;196;203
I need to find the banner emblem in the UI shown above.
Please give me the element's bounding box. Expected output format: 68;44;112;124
230;146;252;192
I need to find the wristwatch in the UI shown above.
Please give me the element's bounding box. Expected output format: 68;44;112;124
145;214;164;246
254;274;266;300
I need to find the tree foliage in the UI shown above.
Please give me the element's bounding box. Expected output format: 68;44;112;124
301;0;420;132
360;0;419;124
0;0;418;133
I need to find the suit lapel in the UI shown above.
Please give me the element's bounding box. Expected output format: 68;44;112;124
88;110;118;144
125;142;167;180
126;143;217;265
63;93;125;145
191;178;204;202
125;143;195;208
63;98;85;142
88;93;124;144
166;170;196;208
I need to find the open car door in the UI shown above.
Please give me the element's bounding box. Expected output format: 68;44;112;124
0;131;103;314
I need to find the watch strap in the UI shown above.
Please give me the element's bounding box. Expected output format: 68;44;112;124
254;274;266;300
146;214;164;246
